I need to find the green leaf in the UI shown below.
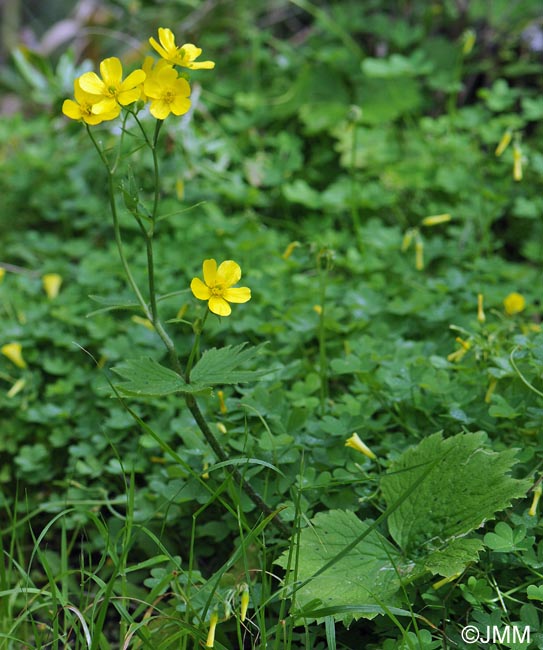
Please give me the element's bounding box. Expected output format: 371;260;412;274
484;522;529;552
527;585;543;602
112;358;209;397
380;431;530;575
275;510;404;623
190;343;268;386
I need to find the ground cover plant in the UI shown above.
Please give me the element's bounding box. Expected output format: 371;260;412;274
1;0;543;648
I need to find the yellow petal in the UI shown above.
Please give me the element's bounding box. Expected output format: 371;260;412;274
117;87;144;106
158;27;176;51
208;296;231;316
62;99;82;120
345;433;376;460
202;259;217;287
42;273;62;299
149;36;169;60
78;71;105;95
149;99;171;120
190;277;211;300
223;287;251;303
120;69;146;91
1;342;27;369
7;377;26;398
503;292;525;315
216;260;241;288
171;96;191;116
100;57;123;86
189;60;215;70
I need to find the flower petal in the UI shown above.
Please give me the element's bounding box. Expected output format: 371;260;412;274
78;71;105;95
171;96;191;116
121;69;146;91
100;57;122;86
203;259;217;287
191;277;211;300
149;36;169;60
216;260;241;288
117;87;143;106
62;99;82;120
208;296;231;316
149;99;170;120
158;27;176;51
223;287;251;303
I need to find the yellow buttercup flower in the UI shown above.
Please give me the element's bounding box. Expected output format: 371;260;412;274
149;28;215;70
529;483;542;517
79;57;145;115
421;213;451;227
144;65;191;120
190;259;251;316
62;78;119;124
139;56;172;101
42;273;62;299
504;292;525;315
1;342;27;369
345;433;376;460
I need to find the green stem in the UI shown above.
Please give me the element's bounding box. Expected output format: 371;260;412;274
317;253;329;415
185;309;209;381
184;394;290;537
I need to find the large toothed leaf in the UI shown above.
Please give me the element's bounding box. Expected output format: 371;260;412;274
190;343;269;386
275;510;406;623
380;431;530;576
112;358;209;397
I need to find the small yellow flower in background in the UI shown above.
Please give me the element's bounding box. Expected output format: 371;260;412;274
529;483;542;517
205;610;219;648
485;377;497;403
191;259;251;316
345;433;376;460
150;28;215;69
477;293;485;323
462;28;476;55
495;130;512;157
144;65;191;120
1;342;27;369
313;304;323;315
42;273;62;299
282;241;301;260
7;378;26;398
447;337;471;363
401;228;416;252
504;292;525;315
0;268;5;282
79;57;146;115
62;78;119;124
217;389;227;414
131;315;155;330
240;585;250;622
513;143;523;181
202;461;210;480
415;240;424;271
421;213;451;227
216;422;227;434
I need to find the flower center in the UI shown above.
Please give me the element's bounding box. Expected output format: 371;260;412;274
210;286;224;297
162;90;175;105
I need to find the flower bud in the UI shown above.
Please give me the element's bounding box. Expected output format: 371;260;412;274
42;273;62;299
1;342;27;369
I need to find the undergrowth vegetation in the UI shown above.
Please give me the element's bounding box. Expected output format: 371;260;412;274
1;1;543;648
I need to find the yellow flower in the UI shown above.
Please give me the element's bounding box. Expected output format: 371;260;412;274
240;585;250;622
217;422;227;434
140;56;173;101
495;130;512;157
477;293;485;323
42;273;62;299
513;144;523;181
149;28;215;69
504;292;525;315
143;65;191;120
62;78;119;124
190;259;251;316
345;433;376;460
78;57;146;115
0;268;5;282
282;241;300;260
421;213;451;227
447;337;471;363
217;390;227;414
1;342;27;369
205;611;219;648
415;240;424;271
529;483;542;517
7;378;26;398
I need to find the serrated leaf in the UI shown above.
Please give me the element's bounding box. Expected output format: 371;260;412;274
190;343;268;386
424;538;484;576
112;358;209;397
275;510;405;623
380;432;530;573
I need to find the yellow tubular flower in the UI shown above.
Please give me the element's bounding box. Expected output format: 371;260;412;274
513;144;523;181
205;611;219;648
477;293;485;323
1;342;27;369
144;65;191;120
415;240;424;270
217;390;227;414
421;213;451;227
345;433;376;460
0;268;5;282
79;57;145;114
503;292;525;315
240;585;250;622
42;273;62;299
62;78;119;124
7;378;26;398
150;28;215;69
282;241;301;260
529;484;542;517
191;259;251;316
495;130;512;157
